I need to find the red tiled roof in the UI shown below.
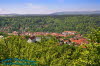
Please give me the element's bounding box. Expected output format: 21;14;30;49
29;36;36;40
63;31;77;33
64;40;69;42
82;46;87;48
71;38;88;45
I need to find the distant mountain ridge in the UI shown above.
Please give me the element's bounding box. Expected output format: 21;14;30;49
52;11;100;15
0;14;47;16
0;11;100;16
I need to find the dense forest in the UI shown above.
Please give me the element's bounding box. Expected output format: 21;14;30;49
0;15;100;34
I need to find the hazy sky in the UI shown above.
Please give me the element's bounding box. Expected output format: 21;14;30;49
0;0;100;14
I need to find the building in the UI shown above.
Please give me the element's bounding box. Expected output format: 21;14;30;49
27;36;36;43
0;35;3;39
64;40;71;45
70;38;88;45
36;37;41;42
62;31;77;35
12;31;18;35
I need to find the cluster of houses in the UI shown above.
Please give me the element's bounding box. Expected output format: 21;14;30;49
8;31;77;37
7;31;89;45
59;34;89;45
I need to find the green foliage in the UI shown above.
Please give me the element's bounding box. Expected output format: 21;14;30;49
0;15;100;66
0;32;8;37
87;27;100;43
0;34;100;66
0;15;99;34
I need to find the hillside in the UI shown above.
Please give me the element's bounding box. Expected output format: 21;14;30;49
0;15;100;34
0;15;100;66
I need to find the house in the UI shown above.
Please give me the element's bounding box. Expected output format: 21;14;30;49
59;40;64;45
12;31;18;35
58;34;67;37
49;33;60;36
64;40;71;45
62;31;77;35
27;36;42;43
70;38;88;45
8;33;13;35
33;32;46;36
0;35;3;39
36;37;41;42
27;36;36;43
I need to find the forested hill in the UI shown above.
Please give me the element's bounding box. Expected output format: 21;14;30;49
0;15;100;34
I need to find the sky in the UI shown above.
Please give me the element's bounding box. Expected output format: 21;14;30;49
0;0;100;14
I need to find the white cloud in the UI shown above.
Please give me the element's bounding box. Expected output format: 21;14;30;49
18;3;70;14
23;3;51;14
0;3;58;14
0;2;96;14
0;8;11;14
0;8;23;14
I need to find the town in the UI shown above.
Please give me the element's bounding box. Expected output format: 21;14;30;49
1;31;88;46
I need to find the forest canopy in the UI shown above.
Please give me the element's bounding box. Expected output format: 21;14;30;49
0;15;100;34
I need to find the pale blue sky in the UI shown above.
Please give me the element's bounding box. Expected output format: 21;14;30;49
0;0;100;14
